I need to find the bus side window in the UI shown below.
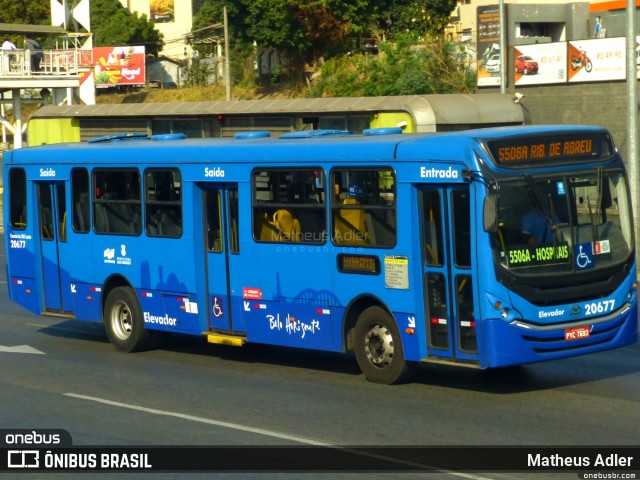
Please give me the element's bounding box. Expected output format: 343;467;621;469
228;189;239;253
252;169;326;244
71;168;90;233
9;168;27;230
205;190;222;252
93;169;142;235
422;190;443;266
37;183;54;240
451;190;471;268
56;184;67;242
331;168;396;247
145;169;182;238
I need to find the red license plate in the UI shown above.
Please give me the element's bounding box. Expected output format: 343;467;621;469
565;326;591;341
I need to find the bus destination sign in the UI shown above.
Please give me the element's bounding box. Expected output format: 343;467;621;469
487;133;613;166
507;243;570;267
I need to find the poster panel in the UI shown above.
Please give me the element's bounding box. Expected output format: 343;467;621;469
94;46;146;87
636;35;640;78
514;43;566;86
568;37;625;83
150;0;175;23
477;4;502;87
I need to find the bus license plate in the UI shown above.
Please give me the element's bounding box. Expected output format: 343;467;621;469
565;326;590;341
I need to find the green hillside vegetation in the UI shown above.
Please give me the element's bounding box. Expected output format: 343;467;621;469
95;84;296;104
99;36;476;104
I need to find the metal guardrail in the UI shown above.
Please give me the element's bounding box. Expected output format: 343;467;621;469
0;49;90;77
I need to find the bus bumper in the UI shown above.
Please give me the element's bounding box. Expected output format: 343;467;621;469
482;302;638;368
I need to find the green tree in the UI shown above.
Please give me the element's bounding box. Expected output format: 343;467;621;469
383;0;458;38
0;0;50;26
183;57;211;87
192;0;464;88
91;0;163;56
192;0;380;75
191;0;247;57
0;0;51;46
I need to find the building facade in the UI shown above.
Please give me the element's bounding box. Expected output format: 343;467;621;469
119;0;195;60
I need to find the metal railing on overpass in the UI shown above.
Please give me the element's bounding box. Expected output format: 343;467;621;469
0;48;90;77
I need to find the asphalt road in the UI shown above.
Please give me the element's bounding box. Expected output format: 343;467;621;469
0;234;638;480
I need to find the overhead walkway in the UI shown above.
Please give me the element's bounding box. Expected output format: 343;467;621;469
0;23;91;148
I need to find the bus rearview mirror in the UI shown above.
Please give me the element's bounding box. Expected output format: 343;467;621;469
483;195;499;232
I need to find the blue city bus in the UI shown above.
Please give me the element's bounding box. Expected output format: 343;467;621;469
3;125;637;384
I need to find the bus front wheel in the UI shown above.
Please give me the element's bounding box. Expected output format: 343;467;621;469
354;306;410;384
104;287;151;352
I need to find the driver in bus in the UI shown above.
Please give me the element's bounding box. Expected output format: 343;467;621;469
520;183;560;245
521;199;559;246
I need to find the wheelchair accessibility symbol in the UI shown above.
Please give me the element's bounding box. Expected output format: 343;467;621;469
575;243;594;270
212;296;224;318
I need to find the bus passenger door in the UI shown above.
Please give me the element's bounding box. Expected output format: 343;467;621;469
203;185;243;333
420;187;478;361
36;182;73;313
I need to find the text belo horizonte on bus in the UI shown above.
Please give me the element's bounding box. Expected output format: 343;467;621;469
3;126;637;384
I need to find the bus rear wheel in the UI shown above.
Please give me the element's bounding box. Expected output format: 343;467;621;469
104;286;151;352
354;306;411;384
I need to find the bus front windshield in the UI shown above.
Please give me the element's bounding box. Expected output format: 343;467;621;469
493;170;633;275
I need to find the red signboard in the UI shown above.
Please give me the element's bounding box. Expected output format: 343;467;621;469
242;287;263;300
93;46;145;87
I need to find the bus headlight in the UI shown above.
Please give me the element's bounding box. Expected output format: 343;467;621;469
501;308;509;319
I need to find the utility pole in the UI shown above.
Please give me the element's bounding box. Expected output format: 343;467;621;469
499;0;506;94
626;0;638;272
224;5;231;101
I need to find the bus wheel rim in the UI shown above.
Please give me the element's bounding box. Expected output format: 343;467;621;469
111;301;133;340
364;324;393;368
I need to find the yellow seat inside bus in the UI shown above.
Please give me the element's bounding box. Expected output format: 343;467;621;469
334;198;369;245
258;209;301;242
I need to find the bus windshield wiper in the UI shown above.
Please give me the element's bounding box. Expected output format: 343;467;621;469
523;174;548;215
586;167;604;242
523;174;559;242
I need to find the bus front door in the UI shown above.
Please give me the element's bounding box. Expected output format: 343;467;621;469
36;182;73;313
203;185;243;334
420;187;478;361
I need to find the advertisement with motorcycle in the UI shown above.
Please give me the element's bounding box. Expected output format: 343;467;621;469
568;38;625;82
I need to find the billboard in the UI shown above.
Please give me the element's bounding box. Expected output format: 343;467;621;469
514;43;567;86
477;4;502;87
150;0;175;23
568;38;625;83
94;46;146;87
